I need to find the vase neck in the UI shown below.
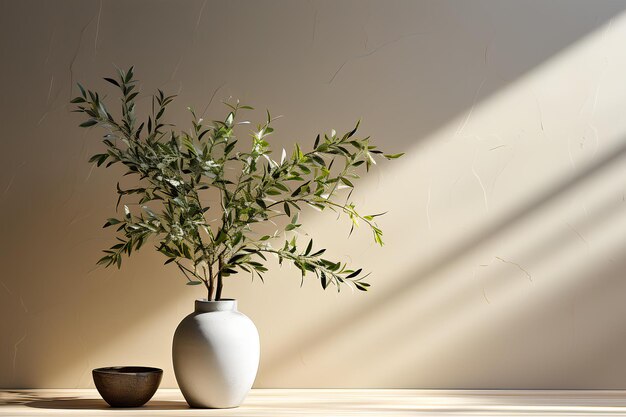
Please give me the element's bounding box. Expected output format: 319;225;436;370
195;299;237;313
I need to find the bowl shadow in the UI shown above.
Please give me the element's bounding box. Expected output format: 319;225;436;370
26;398;189;410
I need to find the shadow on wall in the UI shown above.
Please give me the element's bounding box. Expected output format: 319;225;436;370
0;0;625;388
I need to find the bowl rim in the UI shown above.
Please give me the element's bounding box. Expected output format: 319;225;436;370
93;366;163;375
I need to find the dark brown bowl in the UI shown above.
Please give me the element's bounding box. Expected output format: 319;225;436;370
92;366;163;407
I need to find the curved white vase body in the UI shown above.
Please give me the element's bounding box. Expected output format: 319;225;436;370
172;299;259;408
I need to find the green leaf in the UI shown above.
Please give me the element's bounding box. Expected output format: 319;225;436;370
127;91;139;102
310;154;325;166
320;271;328;289
225;112;234;127
345;268;362;279
291;182;309;197
182;244;192;259
274;182;289;192
186;281;203;285
340;177;354;187
373;229;384;246
125;66;134;83
215;229;227;244
88;153;106;163
224;140;237;154
103;218;121;228
364;212;387;220
181;135;198;155
229;253;247;264
80;119;98;128
383;153;405;159
344;120;360;139
103;77;120;87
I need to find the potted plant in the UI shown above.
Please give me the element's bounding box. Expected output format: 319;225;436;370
71;67;403;408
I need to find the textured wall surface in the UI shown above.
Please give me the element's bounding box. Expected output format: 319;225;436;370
2;0;626;389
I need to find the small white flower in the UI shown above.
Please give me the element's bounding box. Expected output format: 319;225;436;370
169;224;184;242
202;160;219;170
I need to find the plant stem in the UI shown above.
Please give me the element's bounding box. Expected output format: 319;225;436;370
206;282;213;301
216;256;224;300
208;262;215;301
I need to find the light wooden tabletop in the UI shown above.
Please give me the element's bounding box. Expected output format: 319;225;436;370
3;389;626;416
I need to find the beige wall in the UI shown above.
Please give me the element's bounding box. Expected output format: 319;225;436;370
2;0;626;388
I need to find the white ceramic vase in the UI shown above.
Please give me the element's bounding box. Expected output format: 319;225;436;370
172;299;260;408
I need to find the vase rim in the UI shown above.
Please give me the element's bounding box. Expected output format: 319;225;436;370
195;298;237;303
194;298;238;312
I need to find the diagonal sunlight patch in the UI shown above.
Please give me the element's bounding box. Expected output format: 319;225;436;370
255;11;626;387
